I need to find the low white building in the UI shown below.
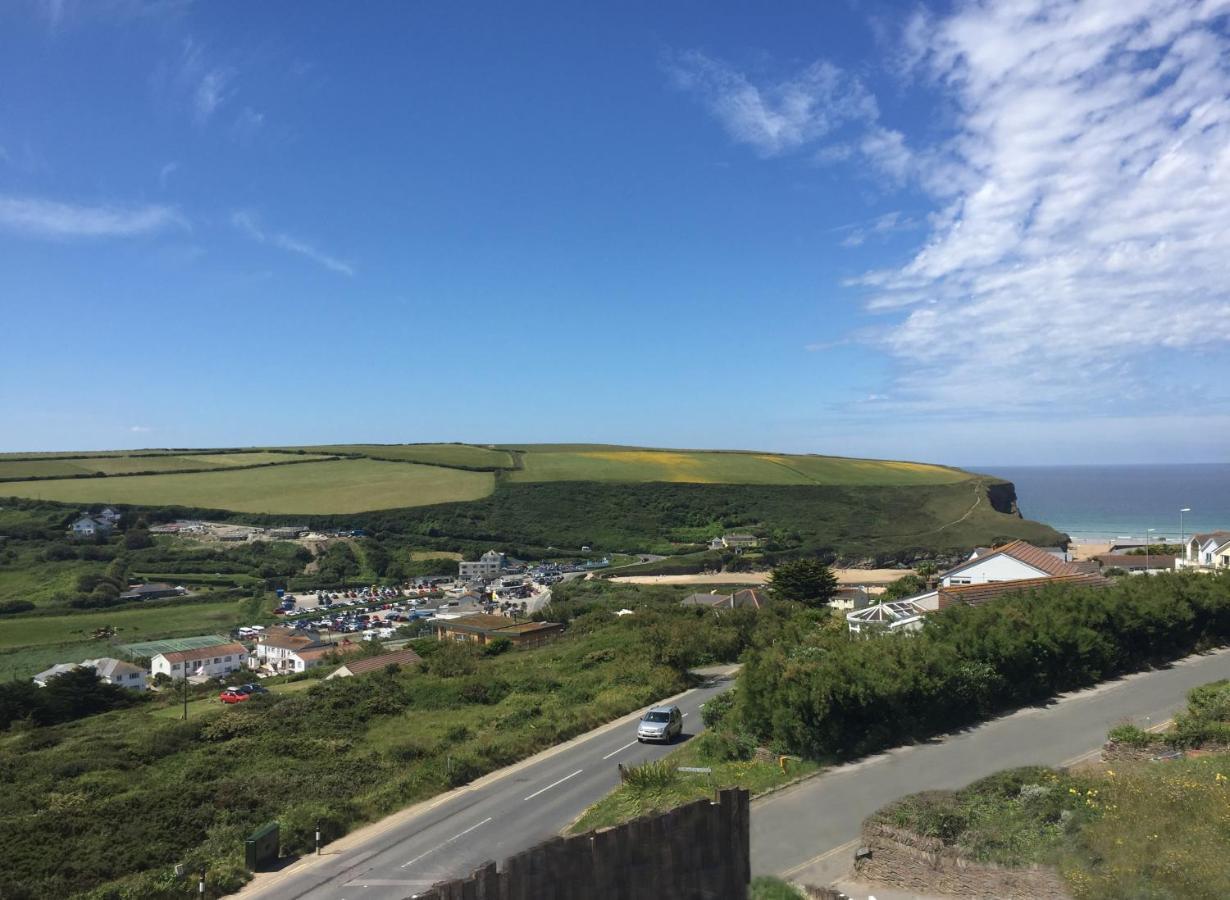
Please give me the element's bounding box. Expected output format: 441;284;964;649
33;657;149;690
846;600;927;635
71;515;112;540
151;642;249;681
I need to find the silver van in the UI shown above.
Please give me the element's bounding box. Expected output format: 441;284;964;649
636;705;683;743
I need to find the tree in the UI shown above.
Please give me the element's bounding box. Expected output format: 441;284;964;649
767;559;838;608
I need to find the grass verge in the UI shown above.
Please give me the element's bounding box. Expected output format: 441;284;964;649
569;737;822;834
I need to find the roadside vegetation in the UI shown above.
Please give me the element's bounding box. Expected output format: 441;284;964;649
869;681;1230;898
0;581;764;899
738;572;1230;759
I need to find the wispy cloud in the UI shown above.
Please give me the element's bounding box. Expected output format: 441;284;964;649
158;161;179;188
152;37;257;131
858;0;1230;415
231;209;354;276
129;425;152;433
0;195;186;239
836;211;918;248
666;51;879;157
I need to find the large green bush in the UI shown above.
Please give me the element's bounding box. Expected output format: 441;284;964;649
742;573;1230;758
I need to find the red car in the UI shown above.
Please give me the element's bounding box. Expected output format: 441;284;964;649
219;688;250;704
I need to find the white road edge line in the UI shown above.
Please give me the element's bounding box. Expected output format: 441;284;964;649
399;816;493;869
523;769;583;801
602;741;638;760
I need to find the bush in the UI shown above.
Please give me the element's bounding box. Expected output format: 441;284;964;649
696;729;757;762
425;642;479;677
1107;722;1154;747
700;690;736;730
482;637;512;657
621;760;679;792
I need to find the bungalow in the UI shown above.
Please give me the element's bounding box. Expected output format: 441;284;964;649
151;642;248;681
939;540;1083;586
1177;531;1230;571
432;614;564;649
119;582;186;602
326;648;424;679
33;657;149;690
1093;554;1178;574
936;572;1110;609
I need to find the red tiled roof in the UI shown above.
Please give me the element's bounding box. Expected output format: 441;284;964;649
159;642;248;664
944;540;1082;579
336;649;424;676
1095;554;1177;569
938;572;1110;609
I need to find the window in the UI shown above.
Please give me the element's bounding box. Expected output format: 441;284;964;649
172;663;181;670
224;656;232;662
214;657;221;664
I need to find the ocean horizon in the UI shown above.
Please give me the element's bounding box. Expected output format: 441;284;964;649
976;463;1230;543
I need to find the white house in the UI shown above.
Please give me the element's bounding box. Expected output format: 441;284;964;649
1177;531;1230;570
458;550;505;581
71;515;112;540
938;540;1082;586
33;657;149;690
253;628;359;673
151;642;249;681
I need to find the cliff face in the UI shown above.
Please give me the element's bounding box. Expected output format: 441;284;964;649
985;479;1021;516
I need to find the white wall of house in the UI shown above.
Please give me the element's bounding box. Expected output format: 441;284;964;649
151;650;247;680
942;555;1047;586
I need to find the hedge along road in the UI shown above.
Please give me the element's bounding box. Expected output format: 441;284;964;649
239;666;740;900
754;646;1230;888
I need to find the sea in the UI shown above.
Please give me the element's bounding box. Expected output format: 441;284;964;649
977;464;1230;543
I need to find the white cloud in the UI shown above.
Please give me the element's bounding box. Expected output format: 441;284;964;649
129;425;152;433
193;65;233;125
860;0;1230;416
231;209;354;276
0;195;185;238
837;211;917;248
667;51;878;156
231;106;265;141
158;160;179;187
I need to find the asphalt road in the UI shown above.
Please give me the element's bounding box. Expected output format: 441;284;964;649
243;668;738;900
752;646;1230;886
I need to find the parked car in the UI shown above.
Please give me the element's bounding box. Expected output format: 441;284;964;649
219;688;250;704
636;705;683;743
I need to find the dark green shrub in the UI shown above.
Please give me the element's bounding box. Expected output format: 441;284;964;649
1107;723;1154;747
696;729;757;762
700;690;736;730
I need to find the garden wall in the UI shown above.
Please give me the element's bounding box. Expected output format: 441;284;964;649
416;788;750;899
853;821;1070;900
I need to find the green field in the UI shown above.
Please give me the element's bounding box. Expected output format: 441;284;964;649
0;599;253;653
505;447;968;486
0;458;495;513
0;451;328;480
288;443;515;469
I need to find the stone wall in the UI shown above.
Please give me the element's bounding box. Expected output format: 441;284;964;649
853;822;1071;900
415;788;750;900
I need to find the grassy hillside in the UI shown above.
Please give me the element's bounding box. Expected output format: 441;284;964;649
0;443;1062;559
0;451;327;480
503;445;967;485
0;458;495;513
286;443;515;470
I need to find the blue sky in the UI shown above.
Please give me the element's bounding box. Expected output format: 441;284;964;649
1;0;1228;464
